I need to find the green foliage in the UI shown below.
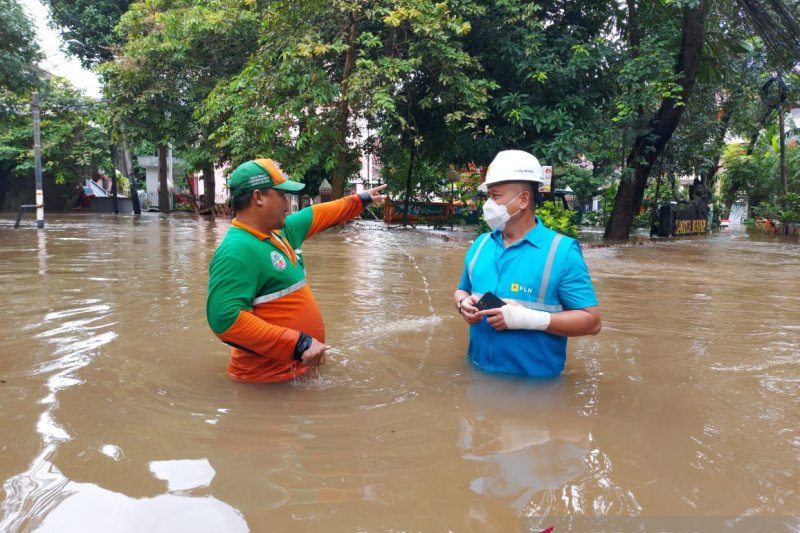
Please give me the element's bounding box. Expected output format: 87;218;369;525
0;78;109;185
537;200;578;237
600;183;618;223
201;0;492;199
558;164;606;206
173;200;195;212
360;205;383;220
613;34;684;123
582;210;602;226
0;0;43;92
99;0;261;211
41;0;133;68
633;210;651;229
720;144;770;205
752;192;800;224
455;0;624;168
720;136;800;223
48;0;791;234
378;145;449;201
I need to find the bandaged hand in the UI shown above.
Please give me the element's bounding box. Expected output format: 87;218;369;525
500;304;551;331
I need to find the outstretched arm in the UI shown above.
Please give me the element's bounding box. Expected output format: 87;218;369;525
297;184;388;241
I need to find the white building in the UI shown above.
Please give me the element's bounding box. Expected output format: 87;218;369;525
351;151;383;193
136;148;184;211
188;164;229;206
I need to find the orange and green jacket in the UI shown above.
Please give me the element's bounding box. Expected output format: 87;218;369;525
206;194;364;382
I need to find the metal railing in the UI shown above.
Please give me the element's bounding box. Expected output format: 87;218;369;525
14;204;42;229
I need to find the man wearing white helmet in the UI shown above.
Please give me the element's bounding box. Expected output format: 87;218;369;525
453;150;601;377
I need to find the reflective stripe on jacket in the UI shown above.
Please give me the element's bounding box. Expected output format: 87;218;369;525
458;218;597;377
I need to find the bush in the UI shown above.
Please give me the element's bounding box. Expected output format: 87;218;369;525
360;205;383;220
633;211;651;229
752;192;800;224
537;201;579;237
582;211;602;226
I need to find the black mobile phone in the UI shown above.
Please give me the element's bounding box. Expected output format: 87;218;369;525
475;291;506;311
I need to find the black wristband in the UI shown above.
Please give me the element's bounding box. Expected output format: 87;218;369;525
293;332;313;361
457;296;468;314
358;191;372;206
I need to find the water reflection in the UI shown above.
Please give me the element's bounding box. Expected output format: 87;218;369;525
1;215;799;531
458;373;590;527
204;383;391;522
35;480;247;533
1;293;118;531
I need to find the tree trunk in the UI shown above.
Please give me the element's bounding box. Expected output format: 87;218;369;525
109;130;118;214
119;122;141;214
158;143;170;214
691;95;736;205
331;10;358;200
202;162;215;210
604;0;710;241
698;99;735;198
402;142;417;227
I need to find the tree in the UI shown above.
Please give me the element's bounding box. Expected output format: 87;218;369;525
370;2;494;225
454;0;624;182
0;0;43;92
0;77;110;207
719;143;774;211
604;0;710;241
101;16;191;215
603;0;800;240
203;0;493;200
660;33;769;208
720;88;800;224
105;0;259;210
559;164;606;207
41;0;133;68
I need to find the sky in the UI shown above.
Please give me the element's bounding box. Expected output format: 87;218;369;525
20;0;102;98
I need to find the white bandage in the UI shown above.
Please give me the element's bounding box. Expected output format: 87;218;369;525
501;304;551;331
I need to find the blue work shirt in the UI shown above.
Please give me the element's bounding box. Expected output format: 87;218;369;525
458;218;598;377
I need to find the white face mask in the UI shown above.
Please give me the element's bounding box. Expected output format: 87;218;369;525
482;192;522;231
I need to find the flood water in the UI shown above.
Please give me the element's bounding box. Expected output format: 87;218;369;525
1;213;798;532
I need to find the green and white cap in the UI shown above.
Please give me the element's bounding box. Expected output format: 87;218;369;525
228;159;305;195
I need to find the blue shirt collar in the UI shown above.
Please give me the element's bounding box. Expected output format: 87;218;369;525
491;216;547;248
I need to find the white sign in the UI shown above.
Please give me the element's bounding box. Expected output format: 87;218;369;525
790;108;800;129
542;166;552;188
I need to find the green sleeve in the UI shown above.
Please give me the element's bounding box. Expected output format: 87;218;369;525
282;206;314;249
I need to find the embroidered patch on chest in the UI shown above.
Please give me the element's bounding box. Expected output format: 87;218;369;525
270;251;287;271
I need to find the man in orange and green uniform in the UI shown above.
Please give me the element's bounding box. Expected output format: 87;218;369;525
206;158;386;383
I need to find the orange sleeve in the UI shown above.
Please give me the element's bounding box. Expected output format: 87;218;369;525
305;194;363;239
216;309;300;363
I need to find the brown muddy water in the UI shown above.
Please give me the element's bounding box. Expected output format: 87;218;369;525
0;213;798;532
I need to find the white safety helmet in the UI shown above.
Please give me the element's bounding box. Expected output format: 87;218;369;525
479;150;544;192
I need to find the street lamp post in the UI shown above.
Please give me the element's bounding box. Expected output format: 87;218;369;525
109;124;119;214
31;92;44;228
